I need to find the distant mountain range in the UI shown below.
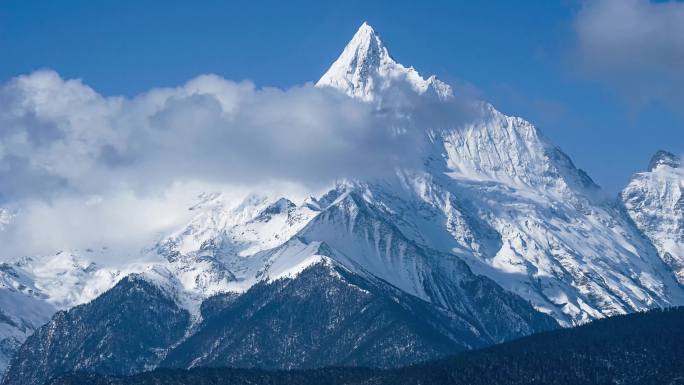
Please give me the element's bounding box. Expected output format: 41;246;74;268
1;23;683;384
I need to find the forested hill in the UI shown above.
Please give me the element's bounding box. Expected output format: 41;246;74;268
48;307;684;385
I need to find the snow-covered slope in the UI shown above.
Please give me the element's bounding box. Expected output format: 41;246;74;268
315;23;684;325
622;151;684;285
0;265;54;373
153;192;318;296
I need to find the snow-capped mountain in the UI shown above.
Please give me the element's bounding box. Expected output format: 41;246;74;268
622;151;684;285
2;22;684;381
317;22;452;102
314;23;683;325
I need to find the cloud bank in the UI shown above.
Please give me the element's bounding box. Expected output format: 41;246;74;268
0;70;475;259
574;0;684;111
0;71;425;201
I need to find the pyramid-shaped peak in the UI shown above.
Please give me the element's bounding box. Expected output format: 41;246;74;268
317;23;452;101
315;23;396;101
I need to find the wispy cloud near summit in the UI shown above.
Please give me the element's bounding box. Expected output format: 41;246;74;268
574;0;684;111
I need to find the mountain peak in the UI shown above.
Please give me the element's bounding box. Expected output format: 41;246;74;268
350;22;384;55
316;23;452;101
315;22;393;101
648;150;681;171
355;21;376;39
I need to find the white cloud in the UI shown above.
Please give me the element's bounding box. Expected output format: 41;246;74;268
0;70;446;199
0;185;196;260
0;70;476;259
574;0;684;110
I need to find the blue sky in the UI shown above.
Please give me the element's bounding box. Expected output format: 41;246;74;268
1;0;682;192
